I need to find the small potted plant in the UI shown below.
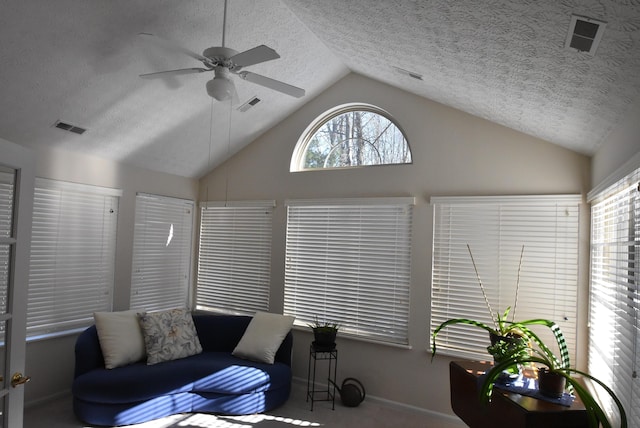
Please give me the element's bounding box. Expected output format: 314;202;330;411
308;317;339;350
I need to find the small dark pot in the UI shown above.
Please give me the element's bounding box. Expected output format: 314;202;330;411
538;368;566;398
313;329;337;350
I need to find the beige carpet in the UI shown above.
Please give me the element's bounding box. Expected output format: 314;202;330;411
24;381;465;428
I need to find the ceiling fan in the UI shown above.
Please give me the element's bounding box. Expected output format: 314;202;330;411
139;0;305;102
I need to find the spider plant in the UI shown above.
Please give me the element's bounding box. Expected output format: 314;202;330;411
307;316;340;333
431;245;569;369
479;348;628;428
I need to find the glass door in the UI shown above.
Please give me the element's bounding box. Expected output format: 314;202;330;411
0;166;13;424
0;140;35;428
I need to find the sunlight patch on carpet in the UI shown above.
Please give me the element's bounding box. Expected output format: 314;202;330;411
174;413;322;427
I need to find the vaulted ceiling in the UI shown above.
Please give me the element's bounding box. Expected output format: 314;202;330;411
1;0;639;178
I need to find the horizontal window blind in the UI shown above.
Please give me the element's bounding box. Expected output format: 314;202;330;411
130;193;194;312
27;179;121;337
0;171;15;326
589;165;639;427
284;197;414;345
196;201;274;315
431;195;581;362
0;171;14;239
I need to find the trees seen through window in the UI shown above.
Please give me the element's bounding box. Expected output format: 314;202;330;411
292;105;411;171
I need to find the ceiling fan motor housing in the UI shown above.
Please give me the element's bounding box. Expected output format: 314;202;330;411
202;47;240;69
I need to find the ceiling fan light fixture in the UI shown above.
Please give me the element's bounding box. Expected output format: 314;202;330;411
206;67;235;101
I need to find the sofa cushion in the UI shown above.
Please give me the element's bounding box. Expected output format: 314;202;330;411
138;308;202;365
232;312;294;364
72;352;291;404
93;310;146;369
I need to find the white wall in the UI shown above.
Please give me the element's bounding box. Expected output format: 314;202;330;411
591;99;640;187
25;147;198;405
200;73;591;416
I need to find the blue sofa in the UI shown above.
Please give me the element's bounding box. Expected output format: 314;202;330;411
72;314;293;426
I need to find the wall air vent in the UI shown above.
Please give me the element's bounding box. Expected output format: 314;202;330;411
393;66;423;80
565;14;606;56
53;120;87;135
237;96;261;112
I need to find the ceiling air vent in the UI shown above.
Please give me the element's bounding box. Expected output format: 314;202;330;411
53;120;87;135
237;96;261;113
393;66;423;81
565;14;606;56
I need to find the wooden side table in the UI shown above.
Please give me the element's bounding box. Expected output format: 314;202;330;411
449;360;589;428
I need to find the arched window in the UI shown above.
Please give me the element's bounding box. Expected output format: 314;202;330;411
291;104;412;171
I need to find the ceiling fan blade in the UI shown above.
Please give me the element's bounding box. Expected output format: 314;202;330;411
138;32;209;63
140;68;210;79
237;71;305;98
231;45;280;67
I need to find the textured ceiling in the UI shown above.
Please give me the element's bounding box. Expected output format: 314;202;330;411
1;1;639;178
283;0;640;155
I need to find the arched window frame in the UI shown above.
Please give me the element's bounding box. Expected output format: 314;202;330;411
290;103;412;172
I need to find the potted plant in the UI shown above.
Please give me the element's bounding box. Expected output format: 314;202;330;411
431;245;569;370
479;347;628;428
308;317;339;350
430;245;628;428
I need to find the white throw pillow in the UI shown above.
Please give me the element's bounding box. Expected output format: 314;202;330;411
94;310;146;369
232;311;295;364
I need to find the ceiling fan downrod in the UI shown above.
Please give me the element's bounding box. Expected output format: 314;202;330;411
221;0;228;48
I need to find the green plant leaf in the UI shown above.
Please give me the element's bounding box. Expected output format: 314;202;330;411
431;318;497;361
505;319;569;369
565;368;628;428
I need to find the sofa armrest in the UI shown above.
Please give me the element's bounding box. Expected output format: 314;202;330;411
74;326;105;377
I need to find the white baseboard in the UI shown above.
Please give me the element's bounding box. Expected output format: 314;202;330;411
291;376;465;426
25;389;71;409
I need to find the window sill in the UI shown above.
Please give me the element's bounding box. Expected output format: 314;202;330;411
293;325;412;350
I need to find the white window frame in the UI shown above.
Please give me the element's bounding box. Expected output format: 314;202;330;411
130;193;194;312
588;154;640;427
196;201;274;315
284;197;414;346
27;178;121;338
430;195;581;362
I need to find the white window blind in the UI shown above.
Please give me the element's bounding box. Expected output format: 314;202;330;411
196;201;274;315
589;165;640;427
0;171;15;325
431;195;581;361
27;179;121;337
130;193;194;312
284;197;414;346
0;171;13;239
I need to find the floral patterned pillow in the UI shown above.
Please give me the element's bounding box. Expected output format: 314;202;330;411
138;308;202;365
